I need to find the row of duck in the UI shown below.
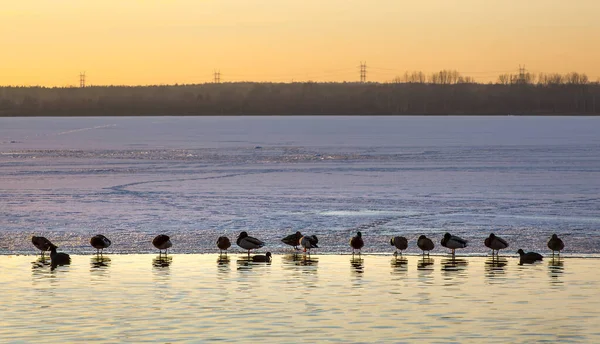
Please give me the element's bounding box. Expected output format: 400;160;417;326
31;231;566;266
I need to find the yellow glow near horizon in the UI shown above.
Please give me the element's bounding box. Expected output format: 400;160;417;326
1;0;599;86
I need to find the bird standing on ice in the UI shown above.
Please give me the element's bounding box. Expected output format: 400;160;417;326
390;236;408;256
90;234;111;255
32;236;55;257
547;234;564;256
350;232;364;255
417;235;435;256
300;235;318;254
236;231;265;256
217;236;231;255
152;235;172;256
441;233;468;257
484;233;509;256
281;231;303;250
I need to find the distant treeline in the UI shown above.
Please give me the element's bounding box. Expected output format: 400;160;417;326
1;71;599;116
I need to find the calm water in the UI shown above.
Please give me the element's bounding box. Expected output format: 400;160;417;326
1;254;599;343
0;116;599;255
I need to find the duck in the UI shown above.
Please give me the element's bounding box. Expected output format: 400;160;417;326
517;249;543;264
417;235;435;256
236;231;265;256
484;233;509;256
350;231;364;255
300;235;319;254
152;234;172;255
281;231;303;250
441;233;468;257
216;236;231;255
90;234;111;255
547;234;564;256
32;236;55;257
49;244;71;269
252;252;272;263
390;236;408;255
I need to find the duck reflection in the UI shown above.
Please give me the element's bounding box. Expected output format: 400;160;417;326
153;255;172;268
485;256;508;279
548;257;564;282
31;257;52;278
91;256;111;270
391;257;408;274
282;253;319;267
417;257;435;271
350;256;364;274
441;257;468;272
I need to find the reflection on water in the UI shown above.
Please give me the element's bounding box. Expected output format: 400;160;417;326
152;255;172;268
417;257;435;271
548;257;564;284
350;257;364;274
441;257;468;272
91;256;111;269
8;255;600;343
485;256;508;280
391;257;407;274
236;255;272;271
281;253;319;267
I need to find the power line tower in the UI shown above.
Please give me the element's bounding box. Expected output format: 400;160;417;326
79;72;86;88
360;62;367;83
214;70;221;84
517;65;526;84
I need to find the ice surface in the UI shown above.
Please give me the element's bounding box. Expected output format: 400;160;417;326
1;116;599;254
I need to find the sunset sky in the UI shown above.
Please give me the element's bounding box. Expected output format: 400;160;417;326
1;0;599;86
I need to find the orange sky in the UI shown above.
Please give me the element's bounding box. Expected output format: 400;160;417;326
1;0;599;86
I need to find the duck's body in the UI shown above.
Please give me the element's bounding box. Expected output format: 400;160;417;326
252;252;272;263
281;231;303;250
350;232;364;255
484;233;509;255
152;235;172;255
300;235;318;253
390;236;408;255
32;236;55;256
217;236;231;254
237;231;265;256
547;234;564;256
417;235;435;256
517;249;543;264
441;233;468;256
49;245;71;268
90;234;111;255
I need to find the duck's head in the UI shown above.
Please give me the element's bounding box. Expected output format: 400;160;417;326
266;252;272;258
238;231;248;239
517;249;525;255
418;235;427;240
356;231;362;238
551;234;558;239
489;233;496;239
390;238;395;246
443;233;452;240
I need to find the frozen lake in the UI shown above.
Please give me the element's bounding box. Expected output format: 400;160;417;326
0;116;599;255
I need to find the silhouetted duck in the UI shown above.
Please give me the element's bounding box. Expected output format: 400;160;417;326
417;235;435;256
350;231;364;255
236;231;265;256
547;234;564;256
217;236;231;255
300;235;319;253
517;249;543;264
32;236;55;257
252;252;272;263
390;236;408;255
441;233;468;256
484;233;509;256
90;234;111;255
49;244;71;268
152;235;172;255
281;231;303;250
